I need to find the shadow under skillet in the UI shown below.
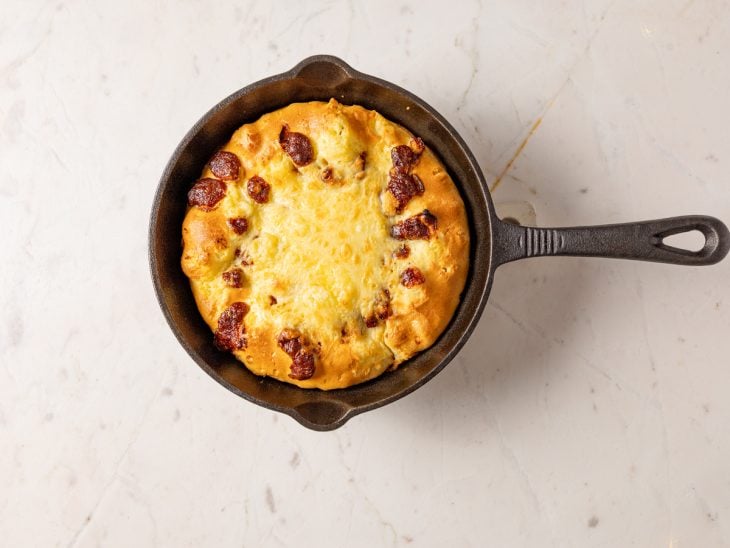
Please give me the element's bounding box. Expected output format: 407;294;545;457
391;254;590;432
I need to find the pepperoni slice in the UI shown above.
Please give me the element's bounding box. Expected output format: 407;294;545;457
387;137;427;211
247;175;270;203
387;172;424;213
214;302;249;351
375;289;392;320
394;245;410;259
277;328;303;357
400;267;426;288
209;151;241;181
410;137;425;155
391;145;417;172
391;138;424;173
228;217;249;234
365;289;392;328
290;350;315;380
320;167;334;183
391;210;438;240
222;268;244;288
277;328;316;380
187;178;226;210
279;125;314;166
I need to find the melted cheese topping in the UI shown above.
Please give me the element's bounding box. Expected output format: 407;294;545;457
182;100;469;389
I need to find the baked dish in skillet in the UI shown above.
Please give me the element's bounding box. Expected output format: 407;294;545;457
181;99;469;389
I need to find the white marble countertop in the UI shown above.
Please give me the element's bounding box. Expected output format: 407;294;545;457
2;1;730;546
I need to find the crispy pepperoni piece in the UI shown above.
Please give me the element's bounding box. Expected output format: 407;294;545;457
187;178;226;210
279;125;314;166
277;328;303;357
214;302;249;351
400;267;426;288
387;172;424;213
410;137;425;155
394;245;410;259
375;289;392;320
391;209;438;240
391;145;417;172
391;138;424;173
388;137;426;211
277;328;316;380
283;338;302;357
320;167;334;183
209;151;241;180
290;350;315;380
365;289;392;328
228;217;249;234
222;268;244;288
247;175;270;203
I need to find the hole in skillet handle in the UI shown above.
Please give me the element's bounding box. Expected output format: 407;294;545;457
652;216;730;263
289;55;355;88
661;230;706;252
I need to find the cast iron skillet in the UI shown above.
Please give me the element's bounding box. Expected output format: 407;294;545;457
149;55;730;431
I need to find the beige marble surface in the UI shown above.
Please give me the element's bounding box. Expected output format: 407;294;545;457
2;1;729;546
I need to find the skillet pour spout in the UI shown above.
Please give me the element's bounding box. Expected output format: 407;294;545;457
149;55;730;431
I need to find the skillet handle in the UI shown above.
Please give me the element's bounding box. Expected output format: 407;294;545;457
492;215;730;267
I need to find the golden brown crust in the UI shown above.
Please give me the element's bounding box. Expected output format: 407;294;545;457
181;99;469;389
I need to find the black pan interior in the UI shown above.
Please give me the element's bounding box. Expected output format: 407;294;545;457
149;56;495;430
